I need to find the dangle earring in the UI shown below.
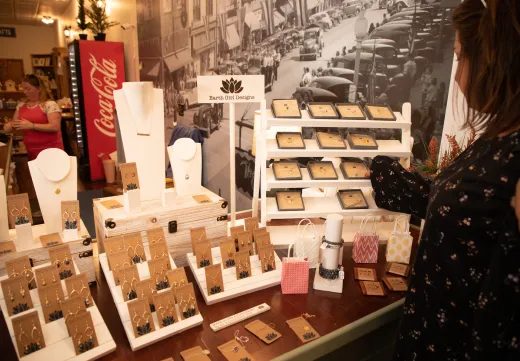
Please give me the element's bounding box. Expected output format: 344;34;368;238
63;210;70;229
31;321;41;348
40;275;46;286
56;290;61;305
19;283;25;298
70;211;78;230
8;286;14;302
44;292;51;308
73;325;83;348
82;320;94;352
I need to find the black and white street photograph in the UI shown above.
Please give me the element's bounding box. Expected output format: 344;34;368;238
137;0;456;211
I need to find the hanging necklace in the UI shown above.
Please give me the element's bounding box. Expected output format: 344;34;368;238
208;268;222;294
122;84;154;136
179;158;197;180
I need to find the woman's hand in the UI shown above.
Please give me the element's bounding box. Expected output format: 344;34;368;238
12;119;34;130
3;122;13;132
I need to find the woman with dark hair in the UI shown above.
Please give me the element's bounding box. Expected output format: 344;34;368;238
370;0;520;359
3;74;63;160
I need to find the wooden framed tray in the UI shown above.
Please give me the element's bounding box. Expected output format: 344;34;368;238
316;132;347;149
272;161;303;180
308;161;338;180
340;161;370;179
275;191;305;211
364;104;396;121
346;133;378;150
307;102;339;119
337;189;369;210
271;99;302;119
276;132;305;149
335;103;366;120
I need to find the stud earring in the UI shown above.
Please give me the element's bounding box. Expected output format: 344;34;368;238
54;259;62;271
64;255;72;267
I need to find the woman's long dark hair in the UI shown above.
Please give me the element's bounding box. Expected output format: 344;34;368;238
453;0;520;138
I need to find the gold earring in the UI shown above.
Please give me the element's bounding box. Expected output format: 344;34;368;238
44;292;51;308
70;283;80;298
52;272;56;283
40;275;46;286
73;324;83;347
8;286;14;302
11;205;20;217
19;325;30;352
19;283;25;298
56;290;61;305
31;321;41;347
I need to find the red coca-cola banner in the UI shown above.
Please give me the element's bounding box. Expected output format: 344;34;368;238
79;41;125;180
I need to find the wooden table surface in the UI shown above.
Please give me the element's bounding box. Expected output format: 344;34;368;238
0;239;417;361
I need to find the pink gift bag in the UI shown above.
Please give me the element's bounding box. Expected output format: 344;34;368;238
281;242;310;294
352;215;379;264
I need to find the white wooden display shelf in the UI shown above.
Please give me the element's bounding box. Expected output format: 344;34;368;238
265;188;399;221
99;253;203;351
0;262;116;361
266;109;410;129
266;139;409;159
266;167;371;190
186;247;282;306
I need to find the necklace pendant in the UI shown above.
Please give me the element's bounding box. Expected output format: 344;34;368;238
185;174;189;180
55;188;61;195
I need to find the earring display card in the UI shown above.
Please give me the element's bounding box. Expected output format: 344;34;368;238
218;339;257;361
69;310;99;355
237;230;253;255
337;189;369;210
253;227;268;242
205;263;224;295
272;161;303;180
152;289;179;328
38;282;65;323
150;242;169;261
127;298;156;338
335;103;366;120
307;102;339;119
64;272;93;308
271;98;302;118
12;310;45;357
286;317;320;344
245;319;282;344
1;275;34;316
120;162;140;193
276;132;306;149
147;227;166;245
340;161;370;179
135;278;156;312
6;255;36;289
316;132;347;150
166;268;188;298
0;240;16;256
124;232;146;265
346;132;379;150
386;262;411;277
308;161;339;180
364;104;396;121
190;226;207;252
7;193;33;228
194;239;213;268
35;265;60;288
255;232;271;254
229;225;245;242
119;265;140;301
48;244;76;280
39;233;62;247
148;257;171;291
382;276;408;292
258;244;276;273
107;250;131;284
234;250;252;280
61;295;87;336
275;191;305;211
353;267;378;281
359;281;387;296
175;283;199;320
60;200;80;231
219;238;236;269
181;346;212;361
244;216;259;232
104;236;125;267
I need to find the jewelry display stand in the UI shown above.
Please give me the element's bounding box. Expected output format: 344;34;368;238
0;175;8;242
167;138;202;197
186;247;282;305
28;149;78;234
14;223;33;249
313;214;345;294
114;82;165;202
99;252;203;351
124;189;142;213
0;261;116;361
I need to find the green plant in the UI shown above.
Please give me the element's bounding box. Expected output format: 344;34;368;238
76;0;91;31
85;0;119;34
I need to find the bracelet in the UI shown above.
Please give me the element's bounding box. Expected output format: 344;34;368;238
319;264;341;280
321;236;344;249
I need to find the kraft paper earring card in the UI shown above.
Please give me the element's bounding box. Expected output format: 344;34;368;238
12;310;45;356
61;200;80;231
147;227;166;245
359;281;386;296
120;162;140;192
259;244;276;273
7;193;32;228
383;276;408;292
234;250;252;280
153;289;179;327
127;298;155;338
64;273;93;308
244;216;259;231
135;278;156;313
336;103;366;120
237;230;253;255
190;227;207;251
175;283;199;320
107;249;131;284
1;275;34;316
353;267;378;281
286;316;320;344
205;263;224;295
124;232;146;265
245;319;282;344
166;267;188;297
38;282;65;323
48;244;76;280
194;239;213;269
219;238;236;269
119;265;140;301
150;241;169;261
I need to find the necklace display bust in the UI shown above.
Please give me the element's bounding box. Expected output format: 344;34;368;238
168;138;202;196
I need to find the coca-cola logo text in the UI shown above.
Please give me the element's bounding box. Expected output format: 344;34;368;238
89;53;118;137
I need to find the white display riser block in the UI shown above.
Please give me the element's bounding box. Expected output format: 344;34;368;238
99;253;203;351
313;268;344;294
187;247;282;306
0;262;116;361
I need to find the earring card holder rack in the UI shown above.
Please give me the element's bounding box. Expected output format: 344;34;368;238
0;261;116;360
186;246;282;305
99;250;203;351
93;186;228;268
1;222;95;284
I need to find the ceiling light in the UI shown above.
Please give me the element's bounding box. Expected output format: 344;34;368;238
97;0;104;7
42;16;55;25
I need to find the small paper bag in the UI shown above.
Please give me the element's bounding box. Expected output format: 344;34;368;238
385;215;413;264
352;216;379;264
281;242;309;294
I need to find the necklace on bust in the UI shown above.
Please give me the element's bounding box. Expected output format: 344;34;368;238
179;158;197;180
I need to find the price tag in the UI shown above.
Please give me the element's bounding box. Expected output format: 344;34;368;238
193;194;212;204
40;233;63;247
320;243;327;250
0;241;16;256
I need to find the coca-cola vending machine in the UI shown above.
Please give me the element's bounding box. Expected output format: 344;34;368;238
68;40;125;181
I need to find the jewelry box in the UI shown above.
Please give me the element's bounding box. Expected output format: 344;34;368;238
340;161;370;179
337;189;369;210
272;160;303;180
364;104;396;121
308;161;339;180
276;132;306;149
316;132;347;149
335;103;366;120
346;132;379;150
307;102;339;119
271;99;302;118
275;191;305;211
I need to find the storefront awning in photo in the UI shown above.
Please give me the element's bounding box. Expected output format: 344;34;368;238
164;50;193;73
280;2;294;16
245;11;261;31
306;0;322;10
140;59;160;77
273;11;285;27
226;24;241;49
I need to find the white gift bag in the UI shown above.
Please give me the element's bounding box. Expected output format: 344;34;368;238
294;219;320;269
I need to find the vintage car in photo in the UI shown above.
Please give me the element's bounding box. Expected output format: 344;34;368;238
300;24;324;61
293;87;339;104
322;67;388;95
342;0;362;17
326;9;344;25
307;76;354;102
309;12;334;30
356;43;406;69
386;0;422;14
193;103;222;138
231;55;248;74
180;78;198;109
368;28;425;51
330;52;399;79
246;55;275;91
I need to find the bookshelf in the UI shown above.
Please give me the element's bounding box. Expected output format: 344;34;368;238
31;54;58;99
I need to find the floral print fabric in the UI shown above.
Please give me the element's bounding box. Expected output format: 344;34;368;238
370;133;520;360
